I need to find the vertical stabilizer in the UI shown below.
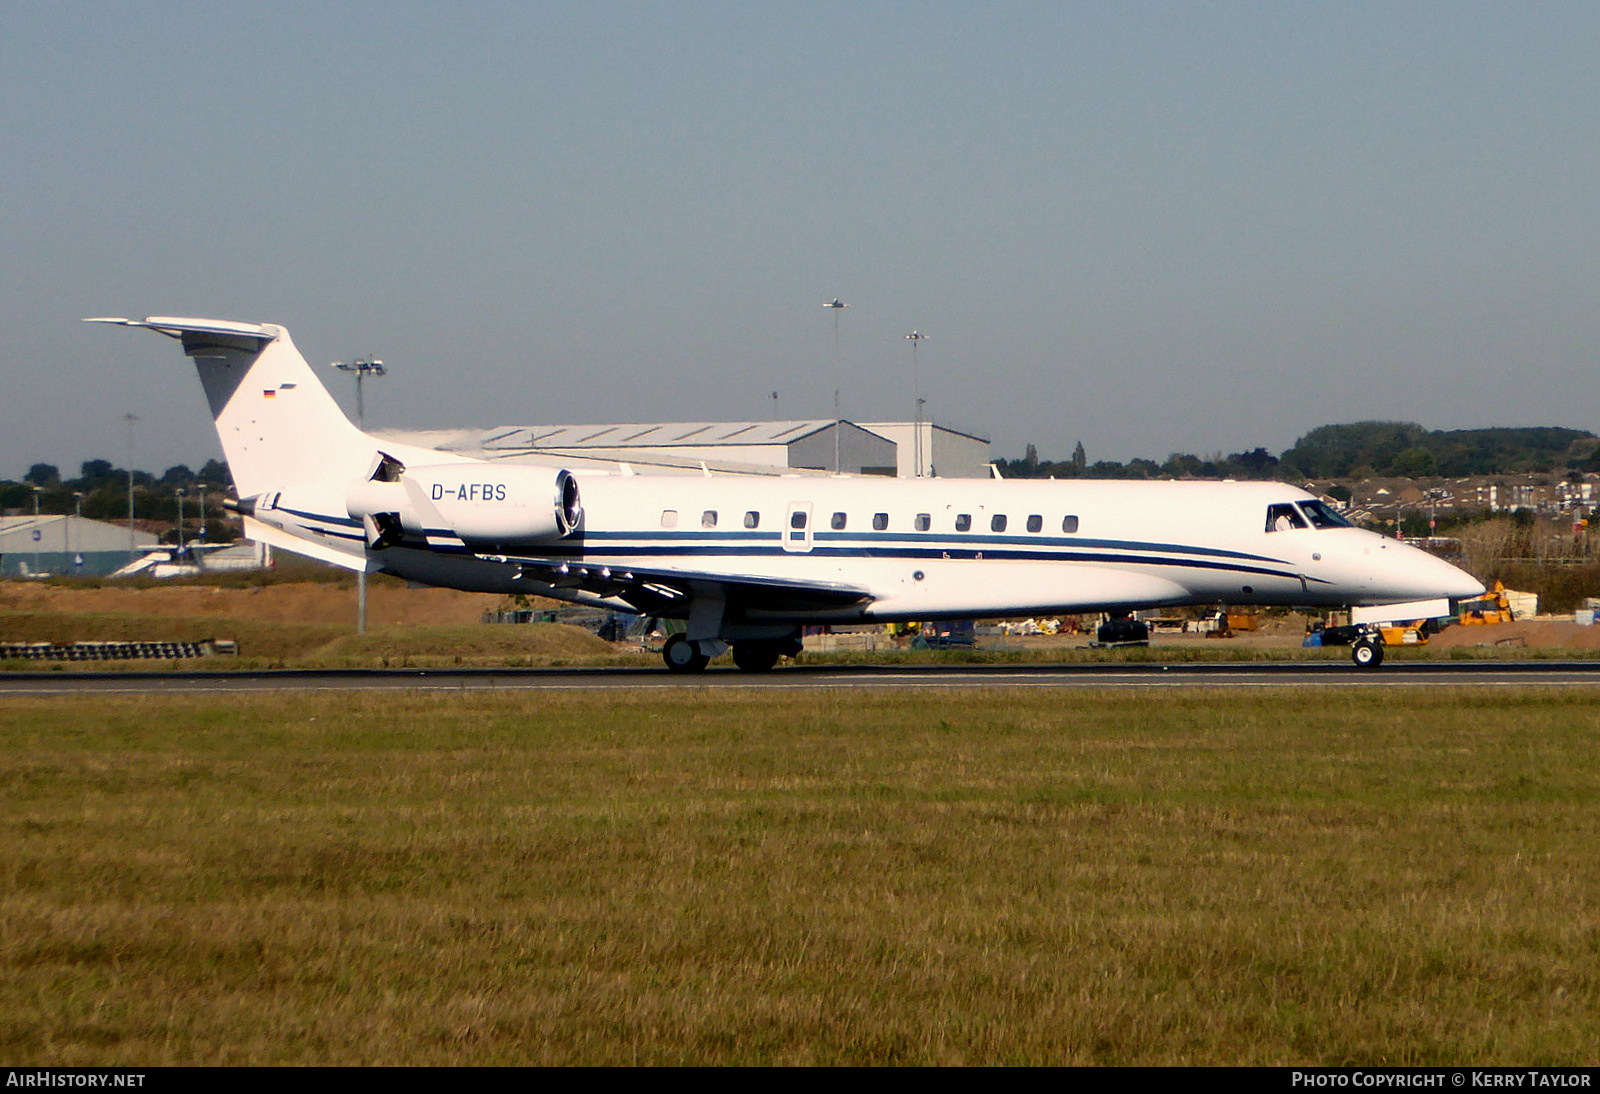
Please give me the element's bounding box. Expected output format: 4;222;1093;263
86;317;374;498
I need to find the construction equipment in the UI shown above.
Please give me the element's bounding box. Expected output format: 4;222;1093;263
1305;619;1431;649
1377;619;1432;646
1457;581;1516;625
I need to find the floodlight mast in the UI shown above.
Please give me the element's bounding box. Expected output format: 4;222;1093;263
31;486;42;575
333;358;386;425
124;413;138;558
331;357;387;633
824;299;848;473
905;331;927;477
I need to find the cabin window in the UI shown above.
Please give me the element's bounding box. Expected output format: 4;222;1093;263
1299;500;1352;529
1062;515;1079;533
1265;503;1308;532
831;512;847;531
661;510;678;529
791;510;808;530
702;510;717;529
955;514;972;532
914;513;931;532
991;514;1007;533
1027;514;1042;533
744;511;760;529
873;512;888;531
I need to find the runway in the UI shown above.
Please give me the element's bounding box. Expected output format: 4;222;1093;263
5;659;1600;695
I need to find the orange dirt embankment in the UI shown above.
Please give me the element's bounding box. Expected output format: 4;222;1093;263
0;582;514;627
1428;619;1600;650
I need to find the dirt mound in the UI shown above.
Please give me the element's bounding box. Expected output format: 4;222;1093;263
1430;619;1600;650
0;581;509;627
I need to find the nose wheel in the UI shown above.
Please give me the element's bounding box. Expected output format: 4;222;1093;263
1351;637;1384;669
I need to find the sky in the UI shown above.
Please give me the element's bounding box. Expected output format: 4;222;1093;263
3;1;1599;481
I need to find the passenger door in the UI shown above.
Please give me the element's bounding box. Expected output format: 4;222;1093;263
783;502;814;553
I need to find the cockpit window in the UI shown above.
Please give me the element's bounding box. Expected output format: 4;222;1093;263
1265;503;1307;533
1299;500;1352;529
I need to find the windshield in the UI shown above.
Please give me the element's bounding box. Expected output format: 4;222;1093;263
1265;503;1307;532
1299;500;1352;529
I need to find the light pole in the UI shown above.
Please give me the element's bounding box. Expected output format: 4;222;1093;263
31;486;43;575
175;487;186;555
333;357;386;427
905;331;928;477
824;299;848;473
332;357;386;633
72;492;83;569
124;413;139;559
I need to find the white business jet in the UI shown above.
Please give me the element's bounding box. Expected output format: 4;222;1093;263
87;317;1484;671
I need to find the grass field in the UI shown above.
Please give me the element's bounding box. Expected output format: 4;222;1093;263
3;686;1598;1065
9;578;1600;671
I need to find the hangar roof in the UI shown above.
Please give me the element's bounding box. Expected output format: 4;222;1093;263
475;420;840;450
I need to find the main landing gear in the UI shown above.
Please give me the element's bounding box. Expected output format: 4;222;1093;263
662;633;711;674
661;634;802;674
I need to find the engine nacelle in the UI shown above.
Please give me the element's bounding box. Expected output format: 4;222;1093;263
347;464;582;543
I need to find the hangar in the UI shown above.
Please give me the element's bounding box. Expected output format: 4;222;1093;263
858;422;992;479
377;419;990;478
0;516;158;577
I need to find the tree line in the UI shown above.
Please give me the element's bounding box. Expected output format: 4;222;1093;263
8;419;1599;517
996;422;1600;481
1;459;236;540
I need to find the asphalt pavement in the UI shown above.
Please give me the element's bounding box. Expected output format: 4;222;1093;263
4;660;1600;695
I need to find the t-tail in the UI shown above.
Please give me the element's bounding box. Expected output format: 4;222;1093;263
86;316;390;570
86;316;566;575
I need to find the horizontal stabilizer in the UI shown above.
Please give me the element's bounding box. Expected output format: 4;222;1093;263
84;316;279;346
243;517;369;574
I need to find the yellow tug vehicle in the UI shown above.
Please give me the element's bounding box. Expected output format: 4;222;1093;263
1456;581;1516;625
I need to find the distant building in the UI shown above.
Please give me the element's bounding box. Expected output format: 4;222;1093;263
377;418;991;477
0;516;158;577
858;423;992;479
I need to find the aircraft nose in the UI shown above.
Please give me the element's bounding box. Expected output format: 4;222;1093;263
1419;551;1485;600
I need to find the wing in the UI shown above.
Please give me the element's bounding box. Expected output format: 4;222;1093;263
479;553;874;618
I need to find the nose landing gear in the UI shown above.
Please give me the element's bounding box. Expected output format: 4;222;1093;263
1350;631;1385;669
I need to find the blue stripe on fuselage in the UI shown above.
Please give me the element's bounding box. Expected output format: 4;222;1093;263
488;541;1325;585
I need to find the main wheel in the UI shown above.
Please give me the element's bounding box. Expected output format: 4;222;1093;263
1351;639;1384;669
731;641;782;673
663;633;710;673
